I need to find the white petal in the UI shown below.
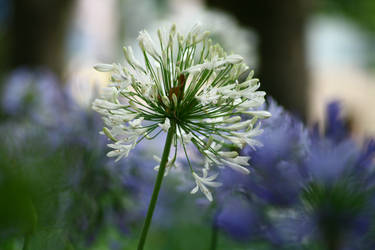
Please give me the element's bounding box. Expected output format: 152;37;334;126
225;54;243;64
191;184;199;194
218;151;239;158
221;159;250;174
158;118;170;132
243;110;272;118
94;63;114;72
137;30;159;58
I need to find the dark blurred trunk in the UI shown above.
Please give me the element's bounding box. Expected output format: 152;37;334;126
5;0;74;79
206;0;311;119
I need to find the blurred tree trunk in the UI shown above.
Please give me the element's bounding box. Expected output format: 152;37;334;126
5;0;74;79
206;0;311;119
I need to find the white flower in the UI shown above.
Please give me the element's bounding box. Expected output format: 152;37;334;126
137;30;160;59
196;87;220;105
107;142;133;162
92;24;270;201
100;87;119;101
243;110;272;119
123;46;144;71
129;117;144;128
181;131;193;144
158;118;171;132
221;156;251;174
94;63;114;72
225;120;253;131
184;56;239;73
224;54;244;64
191;170;222;202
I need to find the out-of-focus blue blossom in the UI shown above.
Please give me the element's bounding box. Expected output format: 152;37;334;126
215;195;263;241
300;138;375;249
0;68;78;148
1;68;67;124
302;138;359;183
0;68;182;248
215;99;308;244
215;99;375;249
356;139;375;170
221;99;307;207
325;101;350;143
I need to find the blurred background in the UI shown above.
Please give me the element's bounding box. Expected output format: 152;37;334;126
0;0;375;249
1;0;375;135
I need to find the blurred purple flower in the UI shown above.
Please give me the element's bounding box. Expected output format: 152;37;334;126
325;101;350;143
0;68;179;246
215;195;263;241
301;138;359;183
214;98;375;249
237;99;307;207
215;99;308;244
0;68;83;147
1;68;67;124
356;139;375;170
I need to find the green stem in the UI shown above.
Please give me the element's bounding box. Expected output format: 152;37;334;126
210;224;218;250
136;120;176;250
23;234;30;250
209;205;219;250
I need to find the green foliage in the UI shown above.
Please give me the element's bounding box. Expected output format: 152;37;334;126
0;122;129;249
0;154;37;240
0;137;75;248
319;0;375;32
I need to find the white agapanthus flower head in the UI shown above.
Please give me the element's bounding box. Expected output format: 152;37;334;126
92;24;271;201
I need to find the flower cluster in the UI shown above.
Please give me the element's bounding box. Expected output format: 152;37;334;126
215;99;308;243
92;24;270;201
0;68;146;248
1;68;67;126
214;100;375;248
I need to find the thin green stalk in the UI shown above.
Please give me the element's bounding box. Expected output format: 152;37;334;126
209;203;219;250
23;234;30;250
210;224;218;250
136;120;176;250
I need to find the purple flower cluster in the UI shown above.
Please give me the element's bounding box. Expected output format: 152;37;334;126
215;99;375;249
0;68;173;247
